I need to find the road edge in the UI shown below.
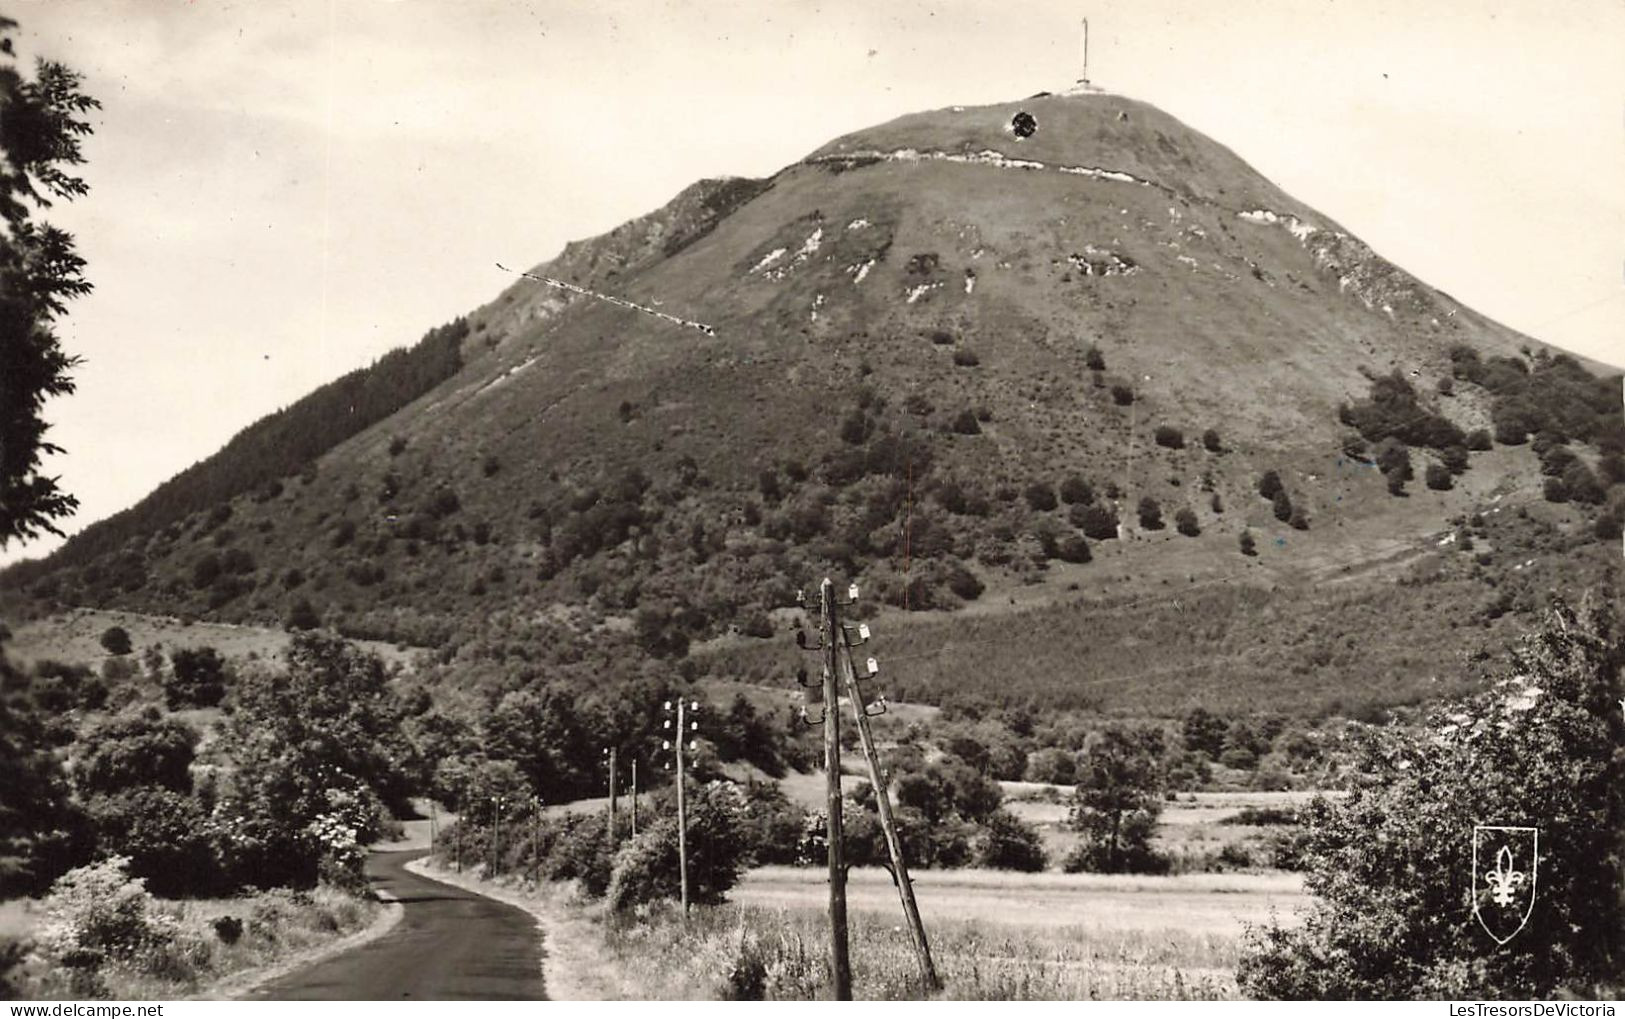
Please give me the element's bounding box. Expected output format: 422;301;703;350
404;857;621;1000
209;893;405;1001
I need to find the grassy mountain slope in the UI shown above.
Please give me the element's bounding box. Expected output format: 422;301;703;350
6;91;1620;717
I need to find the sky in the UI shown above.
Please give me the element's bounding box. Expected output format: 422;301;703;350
4;0;1622;565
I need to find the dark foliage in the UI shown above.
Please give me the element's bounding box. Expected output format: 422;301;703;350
165;646;227;709
1154;426;1184;450
1341;370;1465;450
9;318;468;578
1137;497;1164;530
1239;602;1624;998
0;16;100;546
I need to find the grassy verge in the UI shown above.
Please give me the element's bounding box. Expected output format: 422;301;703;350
4;885;392;1000
412;855;1247;1000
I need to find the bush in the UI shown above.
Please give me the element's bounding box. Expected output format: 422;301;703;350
1238;602;1624;998
1058;475;1094;505
1239;530;1257;556
1154;426;1185;449
1023;482;1057;512
1272;490;1293;522
606;783;747;910
1174;508;1200;536
1466;428;1493;451
212;916;243;944
1257;470;1283;500
952;349;980;368
949;410;981;435
1543;477;1569;503
1288;506;1310;531
1022;747;1076;785
1425;463;1453;491
285;598;321;631
99;627;132;656
1085;346;1106;371
86;789;222;897
38;857;161;966
1441;444;1470;475
542;812;615;897
1079;505;1119;540
1111;384;1135;406
974;809;1047;871
945;564;985;601
165;647;226;709
76;712;196;795
1053;533;1092;565
1202;428;1222;453
1137;497;1164;530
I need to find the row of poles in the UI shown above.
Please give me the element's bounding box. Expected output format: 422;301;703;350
435;708;700;910
431;577;933;999
798;577;938;999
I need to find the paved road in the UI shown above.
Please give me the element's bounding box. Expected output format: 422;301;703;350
247;850;548;1000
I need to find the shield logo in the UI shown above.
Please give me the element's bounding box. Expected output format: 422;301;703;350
1472;825;1539;945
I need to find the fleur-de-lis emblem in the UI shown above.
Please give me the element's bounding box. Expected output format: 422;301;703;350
1472;825;1538;945
1485;845;1525;907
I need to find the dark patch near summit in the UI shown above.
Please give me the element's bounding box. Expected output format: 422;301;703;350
1011;111;1037;138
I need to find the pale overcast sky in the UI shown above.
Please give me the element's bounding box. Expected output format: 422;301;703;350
4;0;1622;565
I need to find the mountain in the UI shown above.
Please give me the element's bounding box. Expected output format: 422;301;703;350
6;91;1621;718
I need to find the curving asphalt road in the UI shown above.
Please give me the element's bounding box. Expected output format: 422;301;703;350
247;850;548;1000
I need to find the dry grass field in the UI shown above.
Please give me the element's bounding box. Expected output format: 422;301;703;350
589;862;1310;999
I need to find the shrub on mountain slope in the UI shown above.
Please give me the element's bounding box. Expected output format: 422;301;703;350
1238;601;1624;999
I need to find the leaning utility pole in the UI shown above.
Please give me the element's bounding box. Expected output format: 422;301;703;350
834;611;940;991
815;579;853;1000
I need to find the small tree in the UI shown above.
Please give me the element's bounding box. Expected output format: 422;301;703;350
1065;726;1166;874
98;627;131;656
164;647;226;709
1024;482;1058;512
607;782;748;910
1154;426;1185;450
1137;497;1164;530
1202;428;1222;453
1056;534;1091;563
1239;530;1258;556
1257;470;1283;501
1059;474;1095;505
1080;505;1119;540
1174;507;1200;536
974;809;1047;871
1085;346;1106;371
285;597;320;631
1272;490;1294;522
1111;384;1134;406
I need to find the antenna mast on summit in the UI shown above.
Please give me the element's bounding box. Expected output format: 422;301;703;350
1080;17;1090;86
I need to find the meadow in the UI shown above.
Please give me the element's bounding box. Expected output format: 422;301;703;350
518;860;1309;1000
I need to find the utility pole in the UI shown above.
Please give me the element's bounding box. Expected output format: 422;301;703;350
816;578;853;1000
530;795;543;887
630;759;639;838
664;699;698;913
491;796;506;875
604;746;619;843
835;610;940;991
